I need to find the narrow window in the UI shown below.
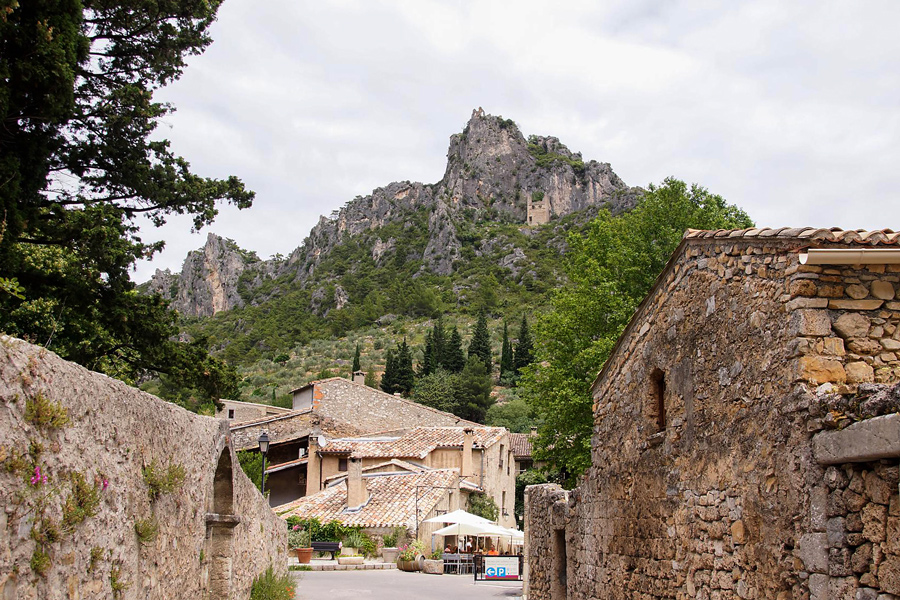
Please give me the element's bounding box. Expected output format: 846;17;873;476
338;458;348;472
227;409;235;420
650;368;666;432
499;444;505;469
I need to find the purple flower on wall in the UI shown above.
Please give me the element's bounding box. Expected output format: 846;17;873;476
30;466;48;486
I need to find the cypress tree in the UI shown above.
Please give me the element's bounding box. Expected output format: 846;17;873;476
468;310;492;373
432;316;446;369
395;339;415;397
380;348;397;394
500;320;514;379
352;343;361;373
444;326;466;373
421;330;436;376
513;314;534;372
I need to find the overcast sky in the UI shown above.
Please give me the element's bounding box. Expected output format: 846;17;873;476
134;0;900;282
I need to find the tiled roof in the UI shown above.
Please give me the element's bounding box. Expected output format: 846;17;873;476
509;433;534;459
275;469;459;528
685;228;900;245
321;427;507;459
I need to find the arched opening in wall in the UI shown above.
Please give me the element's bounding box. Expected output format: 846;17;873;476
206;447;238;600
649;368;666;433
551;528;567;600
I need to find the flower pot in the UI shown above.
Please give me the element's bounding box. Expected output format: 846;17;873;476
341;546;358;556
422;559;444;575
415;554;425;572
295;547;314;564
396;559;419;572
382;547;399;563
338;556;364;565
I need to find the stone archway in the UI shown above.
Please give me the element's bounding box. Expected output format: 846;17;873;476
206;448;240;600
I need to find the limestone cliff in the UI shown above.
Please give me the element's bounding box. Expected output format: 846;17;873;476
147;233;267;318
149;109;640;318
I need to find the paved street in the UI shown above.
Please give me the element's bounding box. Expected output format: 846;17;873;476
292;569;523;600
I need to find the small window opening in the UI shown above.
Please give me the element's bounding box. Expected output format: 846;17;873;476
551;528;567;600
650;368;666;432
338;458;348;472
227;409;235;420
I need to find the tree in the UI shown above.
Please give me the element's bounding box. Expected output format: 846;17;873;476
468;310;492;373
411;368;457;414
444;326;465;373
0;0;253;404
380;348;397;394
499;320;514;383
467;493;499;522
486;394;535;432
383;339;415;397
364;370;378;388
521;178;753;482
513;315;534;373
352;344;361;373
455;356;494;423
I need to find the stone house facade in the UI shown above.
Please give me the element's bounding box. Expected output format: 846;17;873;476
0;337;286;600
525;227;900;600
305;426;518;530
216;399;291;423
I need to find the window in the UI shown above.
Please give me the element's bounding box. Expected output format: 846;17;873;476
227;409;235;420
552;529;567;600
502;491;507;516
499;444;504;469
650;368;666;433
338;458;348;472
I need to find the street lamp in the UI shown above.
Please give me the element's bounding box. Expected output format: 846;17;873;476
258;432;270;495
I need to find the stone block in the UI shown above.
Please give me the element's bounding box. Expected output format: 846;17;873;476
851;543;873;573
786;297;830;311
731;520;746;544
819;284;846;298
813;414;900;464
830;575;859;599
829;299;885;311
834;314;872;339
828;517;848;547
880;557;900;595
846;361;875;383
797;356;847;385
849;338;884;355
791;279;819;297
862;504;887;543
799;532;830;573
791;310;833;336
847;284;871;299
857;589;879;600
865;472;893;505
822;337;847;356
881;338;900;351
871;281;896;300
809;573;828;600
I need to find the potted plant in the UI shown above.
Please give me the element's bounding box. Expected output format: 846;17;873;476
288;526;313;564
422;548;444;575
381;527;403;563
396;540;426;572
342;528;366;556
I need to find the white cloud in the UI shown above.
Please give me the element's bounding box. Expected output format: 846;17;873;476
133;0;900;281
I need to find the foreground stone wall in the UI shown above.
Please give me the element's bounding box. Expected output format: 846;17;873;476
0;337;286;599
526;235;900;600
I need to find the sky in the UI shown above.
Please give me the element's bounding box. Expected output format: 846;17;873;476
134;0;900;282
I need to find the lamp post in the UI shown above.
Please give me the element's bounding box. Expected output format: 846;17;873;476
258;432;270;495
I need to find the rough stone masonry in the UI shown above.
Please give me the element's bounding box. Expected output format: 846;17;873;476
0;336;286;599
525;228;900;600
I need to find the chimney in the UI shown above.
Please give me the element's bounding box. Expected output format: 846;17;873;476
461;428;474;479
352;370;365;385
530;426;537;435
306;434;321;495
346;458;367;508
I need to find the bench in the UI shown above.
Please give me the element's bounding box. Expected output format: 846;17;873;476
311;541;341;560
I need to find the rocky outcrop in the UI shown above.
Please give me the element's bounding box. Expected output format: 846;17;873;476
151;109;640;316
148;233;265;318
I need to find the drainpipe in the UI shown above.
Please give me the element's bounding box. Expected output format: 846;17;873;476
800;248;900;265
480;448;484;490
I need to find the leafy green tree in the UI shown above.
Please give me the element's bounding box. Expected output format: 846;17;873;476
237;450;263;493
499;320;514;383
411;368;457;414
486;394;535;433
444;326;465;373
513;315;534;373
521;178;753;482
515;470;547;524
364;370;378;388
0;0;252;404
467;493;499;522
467;310;492;373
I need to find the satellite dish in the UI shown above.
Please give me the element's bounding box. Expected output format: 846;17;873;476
317;434;327;448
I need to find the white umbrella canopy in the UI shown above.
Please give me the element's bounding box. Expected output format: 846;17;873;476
432;522;498;537
422;509;494;526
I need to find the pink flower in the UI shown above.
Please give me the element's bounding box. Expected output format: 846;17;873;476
30;466;47;486
101;478;109;491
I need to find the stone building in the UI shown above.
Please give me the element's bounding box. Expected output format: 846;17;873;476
525;227;900;600
0;337;286;600
302;426;518;531
231;377;479;507
528;195;551;226
217;398;292;422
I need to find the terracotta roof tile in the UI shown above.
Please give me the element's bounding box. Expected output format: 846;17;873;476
275;469;459;528
685;228;900;246
321;427;507;459
509;433;534;459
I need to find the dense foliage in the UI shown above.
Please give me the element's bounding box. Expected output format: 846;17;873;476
0;0;250;408
521;178;753;483
249;566;295;600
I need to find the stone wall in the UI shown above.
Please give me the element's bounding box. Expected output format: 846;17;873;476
0;337;286;599
525;235;900;600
